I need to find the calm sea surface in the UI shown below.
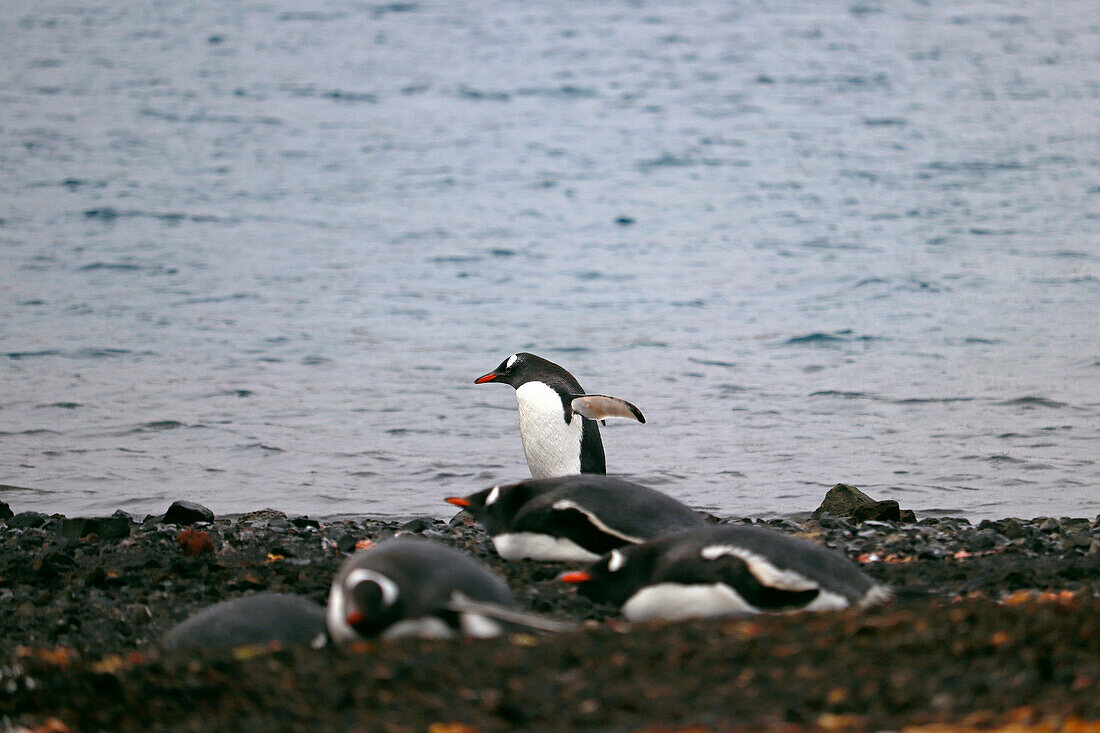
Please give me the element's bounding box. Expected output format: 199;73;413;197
2;0;1098;521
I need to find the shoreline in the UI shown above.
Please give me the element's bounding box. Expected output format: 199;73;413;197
1;501;1098;731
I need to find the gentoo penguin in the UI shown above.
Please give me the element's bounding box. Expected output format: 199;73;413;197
474;352;645;479
160;593;328;653
326;537;572;641
446;474;707;562
560;525;891;622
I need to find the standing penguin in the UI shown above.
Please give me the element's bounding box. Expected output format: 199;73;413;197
474;352;645;479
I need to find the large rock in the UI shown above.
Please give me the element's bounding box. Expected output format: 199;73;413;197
813;484;916;523
813;484;876;518
164;500;215;526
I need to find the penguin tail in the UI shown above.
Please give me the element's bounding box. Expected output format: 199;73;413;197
446;593;578;634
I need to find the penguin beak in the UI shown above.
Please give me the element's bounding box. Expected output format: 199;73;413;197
445;497;470;508
558;571;592;584
474;371;500;384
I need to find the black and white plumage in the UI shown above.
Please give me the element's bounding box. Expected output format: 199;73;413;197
446;474;707;562
474;352;645;479
326;537;571;641
560;525;891;621
160;593;328;653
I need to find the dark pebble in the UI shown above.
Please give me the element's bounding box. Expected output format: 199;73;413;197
163;501;215;526
290;516;320;530
334;532;359;554
853;500;902;523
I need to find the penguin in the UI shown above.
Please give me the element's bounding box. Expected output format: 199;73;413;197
559;524;891;622
474;352;645;479
326;537;573;642
445;474;707;562
160;592;328;653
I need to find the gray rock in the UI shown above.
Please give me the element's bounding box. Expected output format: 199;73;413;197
812;483;876;518
333;532;359;554
8;511;50;529
239;508;287;524
164;501;215;526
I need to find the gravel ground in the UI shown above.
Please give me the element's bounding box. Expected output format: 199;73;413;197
1;497;1098;732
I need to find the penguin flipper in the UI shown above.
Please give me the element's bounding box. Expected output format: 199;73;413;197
446;593;578;634
570;395;646;424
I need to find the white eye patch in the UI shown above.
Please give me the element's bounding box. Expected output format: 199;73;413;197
607;549;626;572
345;568;399;606
506;354;518;369
485;486;501;506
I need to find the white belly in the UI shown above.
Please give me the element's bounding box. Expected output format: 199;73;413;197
515;382;583;479
621;583;756;622
492;532;602;562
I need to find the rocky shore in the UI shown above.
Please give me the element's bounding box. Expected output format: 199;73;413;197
1;489;1099;732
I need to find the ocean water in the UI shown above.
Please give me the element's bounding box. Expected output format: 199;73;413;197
2;0;1098;521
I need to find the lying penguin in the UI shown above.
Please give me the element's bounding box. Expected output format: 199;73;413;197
160;592;328;653
559;524;891;621
446;474;707;562
327;537;574;641
475;352;645;479
162;539;573;652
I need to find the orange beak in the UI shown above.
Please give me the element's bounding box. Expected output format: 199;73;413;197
474;372;499;384
559;571;592;584
445;497;470;507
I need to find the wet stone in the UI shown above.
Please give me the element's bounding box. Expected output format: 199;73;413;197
399;517;434;533
853;500;902;523
163;501;215;526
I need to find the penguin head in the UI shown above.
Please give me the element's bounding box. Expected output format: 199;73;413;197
560;543;656;607
336;567;404;639
474;352;531;388
475;352;579;391
445;480;540;535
